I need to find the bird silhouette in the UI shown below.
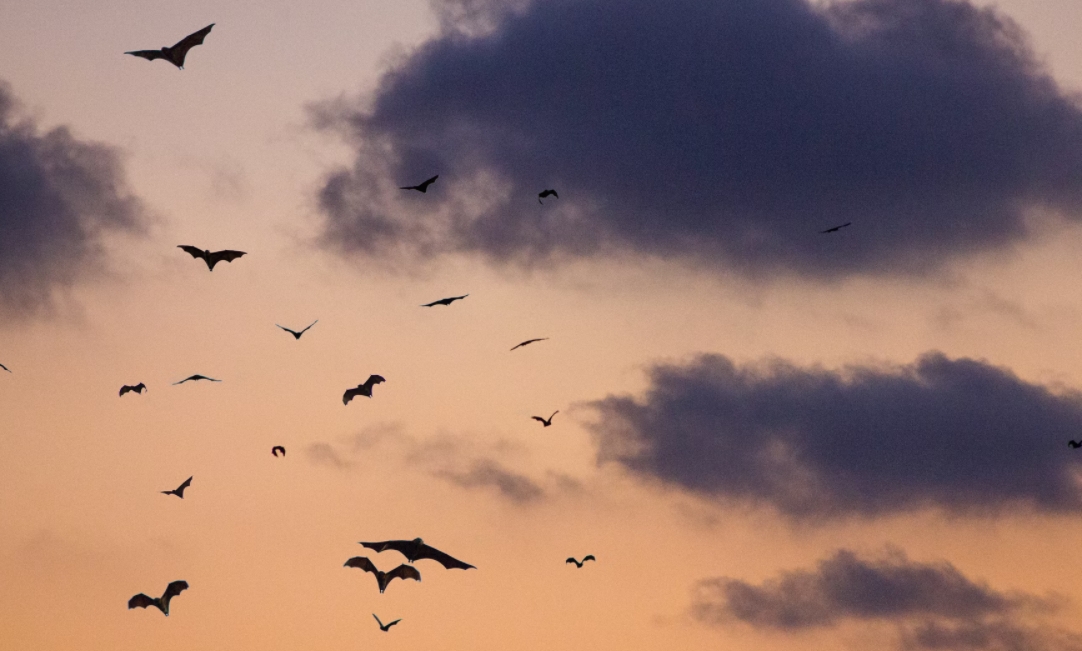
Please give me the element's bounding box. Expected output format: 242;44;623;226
271;446;286;457
343;375;385;404
0;363;9;373
125;24;213;69
421;294;468;307
358;538;476;570
276;320;317;339
119;383;147;397
373;614;402;632
177;245;247;271
819;222;852;234
511;338;548;351
1069;441;1082;449
161;476;193;499
531;411;558;427
173;374;220;385
538;189;558;204
399;175;438;192
128;580;189;616
344;557;421;594
566;555;596;568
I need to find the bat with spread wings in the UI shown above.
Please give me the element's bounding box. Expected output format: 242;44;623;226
119;382;146;397
400;175;438;193
161;476;192;499
276;320;317;339
344;557;421;593
538;189;558;204
128;580;189;616
343;375;385;405
566;555;595;568
373;614;402;631
531;411;558;427
511;338;548;351
421;294;468;307
125;24;214;70
173;374;221;385
178;245;247;271
358;538;476;570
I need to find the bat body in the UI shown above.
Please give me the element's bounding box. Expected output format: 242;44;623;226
358;538;476;570
343;375;385;404
178;245;247;271
400;175;438;192
531;411;558;427
272;445;286;457
344;557;421;593
126;24;214;70
566;555;596;568
511;338;548;351
119;382;146;397
128;580;188;616
276;320;317;339
1070;441;1082;449
173;374;221;385
373;614;402;632
819;222;852;234
421;294;468;307
162;476;193;499
538;189;558;204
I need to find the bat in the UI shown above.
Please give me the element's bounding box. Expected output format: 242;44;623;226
373;614;402;632
421;294;468;307
819;222;852;234
119;382;146;397
271;445;286;457
0;363;9;373
173;374;221;385
344;556;421;594
177;245;247;271
343;375;385;405
531;411;558;427
1069;441;1082;449
510;338;548;351
566;555;595;568
358;538;476;570
399;175;438;192
125;24;214;70
161;476;193;499
128;580;189;616
276;320;317;339
538;189;558;204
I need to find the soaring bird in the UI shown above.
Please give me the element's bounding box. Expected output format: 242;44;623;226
161;476;193;499
119;383;147;397
128;580;189;616
359;538;476;570
819;222;852;234
125;24;213;69
173;374;221;385
276;320;317;339
511;338;548;351
373;614;402;632
566;555;596;568
0;363;9;373
421;294;468;307
344;557;421;594
271;446;286;457
399;175;438;193
1070;441;1082;449
177;245;247;271
538;189;558;204
531;411;558;427
343;375;385;405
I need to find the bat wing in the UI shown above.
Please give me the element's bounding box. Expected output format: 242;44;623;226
119;385;132;397
206;250;246;270
531;416;546;423
128;593;157;609
126;50;165;61
299;320;318;334
0;363;9;372
177;476;193;492
566;557;578;564
171;24;214;58
272;446;285;456
177;245;205;259
583;555;596;562
365;374;386;388
343;387;361;405
345;556;379;574
417;545;475;570
359;540;411;555
385;618;402;629
163;580;189;600
276;324;299;336
387;564;422;583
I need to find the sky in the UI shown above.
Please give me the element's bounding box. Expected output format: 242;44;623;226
5;0;1082;649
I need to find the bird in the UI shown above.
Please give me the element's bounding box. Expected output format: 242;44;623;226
119;383;147;397
538;189;558;204
271;446;286;457
177;245;247;271
161;476;193;499
511;338;548;351
173;374;220;385
344;557;421;594
566;555;596;568
343;375;386;405
1069;441;1082;449
125;24;214;70
128;580;189;616
276;320;317;339
358;538;476;570
373;614;402;632
400;175;438;192
421;294;468;307
1;362;11;372
531;411;558;427
819;222;852;234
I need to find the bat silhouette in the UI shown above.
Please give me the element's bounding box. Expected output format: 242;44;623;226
1070;441;1082;449
161;476;193;498
373;614;402;632
119;383;146;397
566;555;596;568
399;175;438;192
531;411;558;427
125;24;214;70
178;245;247;271
421;294;468;307
538;189;558;204
359;538;476;570
344;557;421;594
511;338;548;351
128;580;189;616
173;374;220;385
276;320;317;339
819;222;852;234
343;375;385;405
271;446;286;457
0;363;9;373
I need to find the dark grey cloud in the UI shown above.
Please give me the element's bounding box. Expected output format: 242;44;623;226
588;352;1082;518
314;0;1082;278
432;458;544;503
0;81;146;316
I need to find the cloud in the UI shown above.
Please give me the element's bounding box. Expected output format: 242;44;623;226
0;81;146;316
432;458;545;503
588;352;1082;518
313;0;1082;278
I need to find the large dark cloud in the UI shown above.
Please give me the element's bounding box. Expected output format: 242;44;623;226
314;0;1082;277
588;352;1082;518
0;81;145;316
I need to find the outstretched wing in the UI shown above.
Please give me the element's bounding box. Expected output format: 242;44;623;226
345;556;379;574
386;564;422;584
531;416;546;423
298;320;318;334
511;338;548;351
128;593;157;609
359;540;412;556
163;580;189;600
566;557;578;565
119;385;133;397
343;387;361;405
207;250;246;268
0;363;9;372
170;24;214;59
276;324;299;336
582;555;596;562
176;477;193;492
417;544;475;570
177;245;205;259
364;375;386;391
126;50;165;61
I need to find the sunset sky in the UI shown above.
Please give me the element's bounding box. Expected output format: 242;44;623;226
7;0;1082;650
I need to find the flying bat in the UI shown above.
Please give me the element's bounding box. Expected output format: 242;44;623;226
276;320;317;339
161;476;193;499
358;538;476;570
538;189;558;204
343;375;385;405
510;338;548;351
119;383;147;397
0;363;9;373
1070;441;1082;449
399;175;438;192
177;245;247;271
421;294;468;307
128;580;189;616
566;555;596;568
271;445;286;457
819;222;852;234
531;411;558;427
173;374;221;385
344;557;421;594
373;614;402;632
125;24;214;70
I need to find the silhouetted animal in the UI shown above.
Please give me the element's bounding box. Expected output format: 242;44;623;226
359;538;476;570
128;580;189;616
126;25;214;70
1070;441;1082;449
538;189;558;204
343;375;385;404
272;446;286;457
819;222;852;234
119;383;146;397
511;338;548;351
177;245;247;271
276;320;317;339
161;476;193;499
344;557;421;594
173;374;220;385
421;295;468;307
0;363;9;373
373;614;402;632
566;555;595;568
400;175;438;192
531;411;558;427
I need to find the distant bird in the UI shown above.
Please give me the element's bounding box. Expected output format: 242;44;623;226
373;614;402;632
421;294;468;307
1070;441;1082;449
128;580;189;616
1;362;11;372
343;375;386;405
173;374;220;385
177;245;247;271
125;24;214;70
510;338;548;351
819;222;852;234
566;555;596;568
161;476;193;499
399;175;438;193
344;557;421;594
276;320;318;339
271;446;286;457
119;383;147;397
538;189;558;204
531;411;558;427
359;538;476;570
